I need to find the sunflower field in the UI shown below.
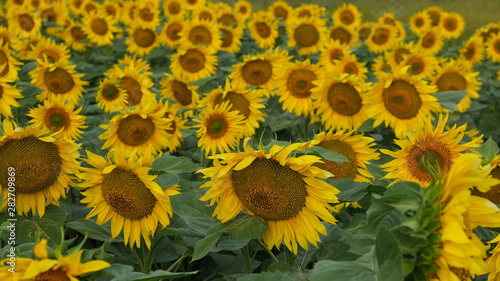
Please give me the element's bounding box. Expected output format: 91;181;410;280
2;0;500;280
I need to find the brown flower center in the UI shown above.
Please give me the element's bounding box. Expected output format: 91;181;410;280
214;91;250;118
102;167;157;220
421;32;437;49
119;76;143;106
294;23;319;47
407;138;452;182
472;166;500;204
218;13;237;27
340;10;355;25
273;6;288;21
133;27;156;47
372;27;390;45
44;106;69;132
188;25;212;45
0;50;10;77
18;14;35;32
139;7;154;22
406;56;426;76
444;17;457;31
327;82;362;116
231;158;307;221
44;67;75;94
179;49;206;73
241;59;272;86
435;72;467;92
382;79;422;120
35;267;70;281
116;114;155;146
101;83;120;101
199;11;212;21
0;135;62;194
286;68;317;98
166;22;182;41
70;26;87;41
90;18;108;36
315;140;357;180
330;26;352;45
167;2;181;15
206;115;228;139
220;28;233;48
255;22;271;38
171;79;192;106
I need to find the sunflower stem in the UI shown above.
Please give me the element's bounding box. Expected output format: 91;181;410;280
167;253;189;272
257;239;278;263
201;152;207;168
130;246;146;273
242;245;252;272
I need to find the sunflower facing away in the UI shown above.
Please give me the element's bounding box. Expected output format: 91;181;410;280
198;139;340;254
99;103;172;157
0;78;23;118
30;58;88;106
79;150;179;248
312;73;370;132
0;239;110;280
0;120;80;217
365;65;442;137
194;101;246;156
380;114;482;186
27;99;87;140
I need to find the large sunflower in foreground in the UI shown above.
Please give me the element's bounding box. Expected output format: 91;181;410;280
198;139;340;254
430;59;481;113
99;104;172;157
0;239;110;280
429;153;500;281
312;73;370;132
380;114;482;186
275;59;323;117
0;79;23;118
0;120;80;217
170;45;218;82
27;99;87;140
30;59;88;106
365;65;442;137
303;130;380;182
79;150;179;249
194;101;246;156
229;47;291;97
200;78;266;137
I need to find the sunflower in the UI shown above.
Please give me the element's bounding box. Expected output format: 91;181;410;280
219;24;243;53
160;18;184;49
14;32;43;60
275;59;322;117
378;12;397;26
318;39;352;69
400;52;437;79
69;0;85;17
99;103;172;156
27;99;87;140
198;139;340;254
180;18;222;51
328;24;358;47
82;10;119;46
332;54;369;81
471;156;500;204
268;0;292;22
200;78;266;137
248;11;279;49
458;35;485;65
430;59;481;113
125;23;160;57
0;26;17;48
332;3;362;28
476;22;500;44
409;10;431;35
0;239;110;280
27;36;71;62
424;6;443;27
95;77;128;113
357;22;373;41
386;41;413;67
170;45;218;82
38;2;69;36
429;153;500;281
380;114;482;186
154;99;188;153
163;0;184;19
159;73;200;109
133;2;161;26
234;0;252;21
180;0;205;10
293;4;326;20
62;21;93;52
312;73;370;131
0;120;80;217
305;130;380;182
0;79;23;119
216;6;240;29
365;65;442;137
79;150;179;249
81;0;99;16
7;5;41;38
30;59;87;106
106;59;156;107
193;6;217;22
194;101;246;156
486;33;500;63
416;27;444;55
120;0;139;24
229;47;290;96
287;16;328;55
102;0;121;19
0;41;20;82
439;12;465;39
366;23;397;54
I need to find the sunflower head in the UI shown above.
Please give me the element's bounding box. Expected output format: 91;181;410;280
332;3;362;28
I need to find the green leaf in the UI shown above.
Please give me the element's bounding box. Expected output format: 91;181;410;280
225;215;268;240
129;270;198;281
375;227;403;279
310;261;374;281
478;137;500;165
170;191;215;234
191;223;225;261
154;173;179;188
328;179;370;202
238;272;296;281
305;146;348;163
434;90;467;111
66;219;123;242
152;154;200;174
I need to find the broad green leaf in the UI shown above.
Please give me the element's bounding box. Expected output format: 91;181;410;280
477;137;500;165
66;219;122;242
152;154;200;174
191;223;225;261
306;146;348;163
154;173;179;189
329;179;370;202
310;260;374;281
434;90;467;111
238;272;295;281
225;216;268;241
129;270;198;281
375;227;403;279
170;191;215;234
